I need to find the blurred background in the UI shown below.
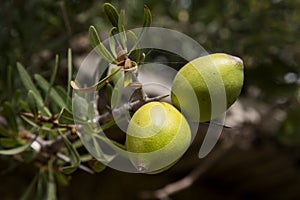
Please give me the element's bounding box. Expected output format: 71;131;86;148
0;0;299;199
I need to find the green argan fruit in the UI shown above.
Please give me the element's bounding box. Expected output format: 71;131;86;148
125;102;191;174
171;53;244;122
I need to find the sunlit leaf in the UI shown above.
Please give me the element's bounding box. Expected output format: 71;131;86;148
118;9;127;51
143;5;152;27
123;72;132;87
103;3;119;28
67;48;72;98
34;74;67;109
88;26;116;63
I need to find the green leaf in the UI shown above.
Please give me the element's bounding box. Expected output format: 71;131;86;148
17;63;43;104
58;108;74;125
0;135;37;155
95;66;121;90
127;30;141;62
123;72;132;87
20;173;39;200
46;162;57;200
80;154;93;162
20;100;32;113
45;54;59;104
0;138;18;148
88;26;116;63
28;90;51;117
34;74;67;109
20;115;40;128
55;173;69;187
17;62;51;116
89;159;106;173
109;27;118;58
103;3;119;28
36;169;47;200
0;125;10;137
143;5;152;27
58;131;80;174
67;48;72;98
3;101;18;134
118;9;127;52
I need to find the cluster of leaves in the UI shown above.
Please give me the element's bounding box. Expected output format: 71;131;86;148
0;3;155;199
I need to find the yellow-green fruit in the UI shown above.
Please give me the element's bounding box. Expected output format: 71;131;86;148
125;102;191;174
171;53;244;122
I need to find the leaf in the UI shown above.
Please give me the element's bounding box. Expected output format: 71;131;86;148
71;67;121;92
20;173;39;200
19;100;32;113
103;3;119;28
88;26;116;63
58;131;80;174
96;66;121;90
109;27;118;58
46;162;57;200
0;135;37;155
3;101;18;134
89;159;106;173
17;62;51;116
118;10;127;52
0;125;10;137
127;30;141;62
28;90;51;117
123;72;132;87
58;108;74;125
0;138;18;148
143;5;152;27
34;74;67;109
45;54;59;103
55;173;69;187
17;63;43;104
67;48;72;98
20;115;40;128
36;169;47;200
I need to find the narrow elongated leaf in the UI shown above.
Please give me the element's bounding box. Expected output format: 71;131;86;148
17;63;43;103
0;125;9;137
3;101;18;134
0;135;37;155
71;67;121;92
28;90;51;117
123;72;132;87
34;74;67;109
45;54;59;104
88;26;116;63
36;169;47;200
20;173;39;200
95;66;121;90
58;131;80;174
19;100;32;113
143;5;152;27
118;10;127;52
127;30;141;62
67;48;72;97
109;28;118;58
58;108;74;125
46;162;57;200
0;138;18;148
103;3;119;28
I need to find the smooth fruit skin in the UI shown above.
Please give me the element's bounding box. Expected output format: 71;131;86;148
171;53;244;122
125;102;191;174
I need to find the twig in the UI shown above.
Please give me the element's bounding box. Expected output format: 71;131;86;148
139;144;232;200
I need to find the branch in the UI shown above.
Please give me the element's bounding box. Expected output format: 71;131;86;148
139;144;232;200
